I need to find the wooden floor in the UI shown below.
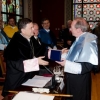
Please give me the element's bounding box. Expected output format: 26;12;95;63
0;72;100;100
91;72;100;100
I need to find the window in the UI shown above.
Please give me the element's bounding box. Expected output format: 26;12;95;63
1;0;23;26
73;0;100;29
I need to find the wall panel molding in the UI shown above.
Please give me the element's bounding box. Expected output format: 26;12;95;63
28;0;33;20
64;0;72;26
24;0;33;20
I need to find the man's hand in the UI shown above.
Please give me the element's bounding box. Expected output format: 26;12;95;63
62;48;68;54
4;45;7;49
56;59;66;66
38;56;49;65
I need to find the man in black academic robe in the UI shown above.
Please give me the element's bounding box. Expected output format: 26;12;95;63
2;18;48;97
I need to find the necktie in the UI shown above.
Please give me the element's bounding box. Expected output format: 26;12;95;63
36;38;41;45
30;39;34;57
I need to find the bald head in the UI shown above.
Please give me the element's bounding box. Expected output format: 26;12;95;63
33;23;39;36
70;17;88;37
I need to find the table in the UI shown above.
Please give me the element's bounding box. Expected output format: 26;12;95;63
3;81;68;100
3;61;72;100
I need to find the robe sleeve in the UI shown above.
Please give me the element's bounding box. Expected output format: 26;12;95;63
7;58;39;73
81;62;93;74
64;60;82;74
64;61;93;74
23;58;39;72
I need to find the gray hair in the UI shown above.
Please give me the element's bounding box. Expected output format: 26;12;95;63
74;17;88;32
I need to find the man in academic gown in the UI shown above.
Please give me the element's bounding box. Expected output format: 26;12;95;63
56;17;98;100
31;23;51;75
2;18;49;97
31;23;46;57
39;18;57;49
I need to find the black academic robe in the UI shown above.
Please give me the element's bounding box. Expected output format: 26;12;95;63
66;62;93;100
2;32;34;97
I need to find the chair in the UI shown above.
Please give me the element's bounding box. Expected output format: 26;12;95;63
0;51;6;82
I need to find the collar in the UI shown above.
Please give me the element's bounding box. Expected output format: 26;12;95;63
34;36;38;39
20;33;30;42
44;29;50;32
8;25;16;29
76;32;86;41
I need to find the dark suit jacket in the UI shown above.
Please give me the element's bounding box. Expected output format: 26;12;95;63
31;36;47;57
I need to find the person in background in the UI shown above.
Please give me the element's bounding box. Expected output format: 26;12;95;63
58;25;66;41
62;20;75;49
31;23;46;57
3;17;18;39
2;18;49;97
39;18;57;49
0;20;9;50
55;17;98;100
31;23;51;75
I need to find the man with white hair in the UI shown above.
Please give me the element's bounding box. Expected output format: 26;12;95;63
56;17;98;100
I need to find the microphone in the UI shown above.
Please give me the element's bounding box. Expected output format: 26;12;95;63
43;65;54;75
43;65;56;89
